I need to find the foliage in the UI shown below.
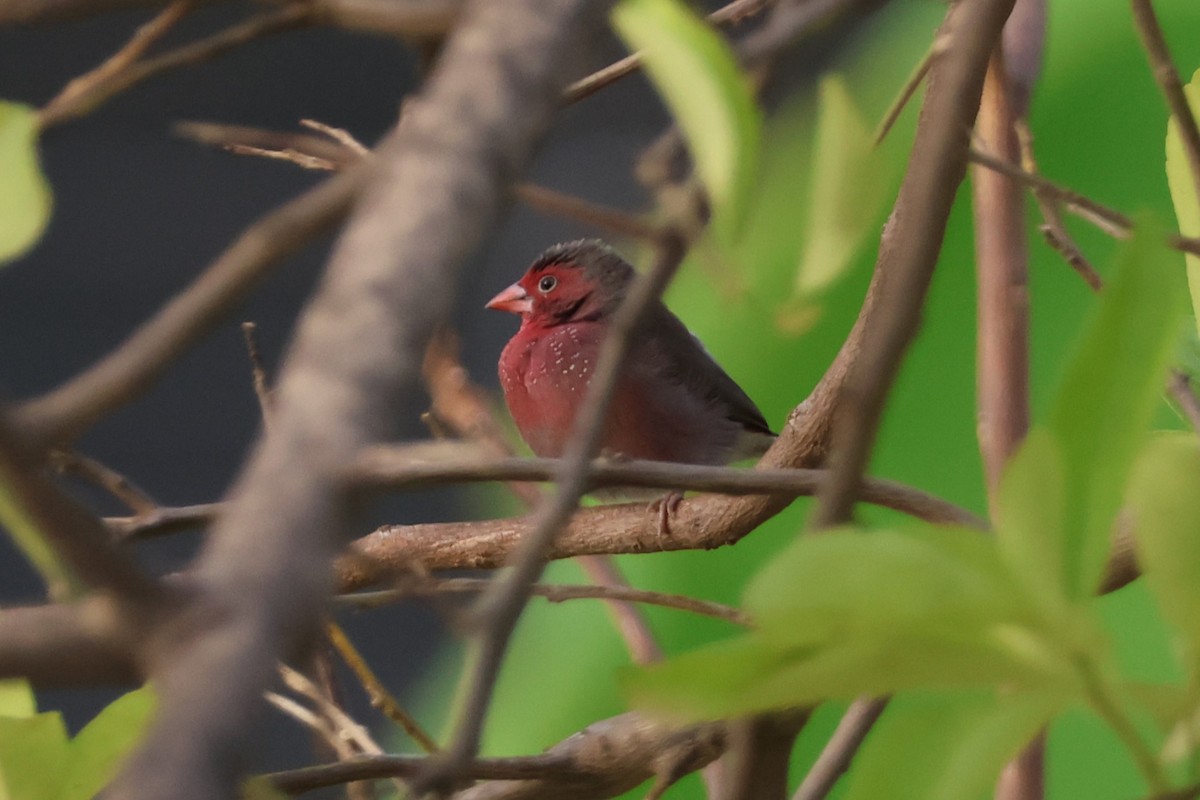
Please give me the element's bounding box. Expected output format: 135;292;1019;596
0;680;154;800
0;102;51;264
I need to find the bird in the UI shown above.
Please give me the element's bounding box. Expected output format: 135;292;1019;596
486;240;775;522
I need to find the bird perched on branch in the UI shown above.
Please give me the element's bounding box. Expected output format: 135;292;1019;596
486;240;775;512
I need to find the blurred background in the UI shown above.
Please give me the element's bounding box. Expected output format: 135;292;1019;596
2;0;1200;796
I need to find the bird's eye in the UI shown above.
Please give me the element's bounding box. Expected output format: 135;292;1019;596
537;275;558;293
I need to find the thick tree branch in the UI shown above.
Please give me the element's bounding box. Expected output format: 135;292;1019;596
0;600;138;687
104;2;608;799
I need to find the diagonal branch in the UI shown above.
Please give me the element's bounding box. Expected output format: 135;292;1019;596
103;2;610;798
13;166;364;447
811;0;1017;527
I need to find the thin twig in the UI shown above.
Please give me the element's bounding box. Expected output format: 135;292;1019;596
324;620;440;753
280;664;398;798
1169;370;1200;434
350;451;987;527
966;147;1131;236
38;5;313;129
812;0;1017;527
14;164;365;446
48;450;158;515
38;0;192;126
241;322;274;425
873;39;938;146
301;119;370;156
269;753;579;794
0;417;162;604
267;691;348;757
339;576;751;627
791;698;887;800
562;0;775;104
515;184;662;242
180;118;661;244
1015;122;1103;291
1132;0;1200;217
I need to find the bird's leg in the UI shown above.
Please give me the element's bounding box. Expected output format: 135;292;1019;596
648;491;684;545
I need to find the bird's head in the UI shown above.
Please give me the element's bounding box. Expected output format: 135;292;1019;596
486;240;635;328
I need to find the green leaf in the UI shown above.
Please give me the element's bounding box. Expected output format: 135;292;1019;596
625;627;1073;720
1128;433;1200;686
624;527;1080;719
0;682;35;720
842;690;1058;800
611;0;761;239
744;526;1030;644
1166;68;1200;333
0;102;51;264
1047;221;1186;599
240;776;289;800
996;428;1069;614
0;473;80;601
0;713;68;800
792;74;894;299
60;687;155;800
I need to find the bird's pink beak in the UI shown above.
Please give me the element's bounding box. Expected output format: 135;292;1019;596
485;283;533;315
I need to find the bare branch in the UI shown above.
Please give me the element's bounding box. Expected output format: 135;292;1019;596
340;576;751;626
0;417;162;603
791;698;887;800
811;0;1017;528
37;0;192;126
38;6;314;129
972;56;1031;498
14;165;364;447
241;322;274;425
0;600;138;687
49;449;158;515
562;0;774;104
105;2;610;797
324;620;440;753
1132;0;1200;215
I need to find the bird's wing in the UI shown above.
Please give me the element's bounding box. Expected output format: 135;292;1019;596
642;303;776;437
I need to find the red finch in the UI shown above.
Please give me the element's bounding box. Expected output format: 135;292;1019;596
487;241;774;476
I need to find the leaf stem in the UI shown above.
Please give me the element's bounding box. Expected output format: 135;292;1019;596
1077;655;1171;794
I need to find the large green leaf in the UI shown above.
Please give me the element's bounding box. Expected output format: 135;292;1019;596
0;713;68;800
1128;433;1200;686
792;75;894;299
996;428;1070;616
60;687;155;800
0;682;34;720
1047;222;1186;599
611;0;761;239
0;102;51;264
1165;68;1200;333
625;526;1079;719
744;526;1032;644
842;690;1059;800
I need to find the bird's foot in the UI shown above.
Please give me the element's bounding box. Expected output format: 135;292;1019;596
647;491;684;548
